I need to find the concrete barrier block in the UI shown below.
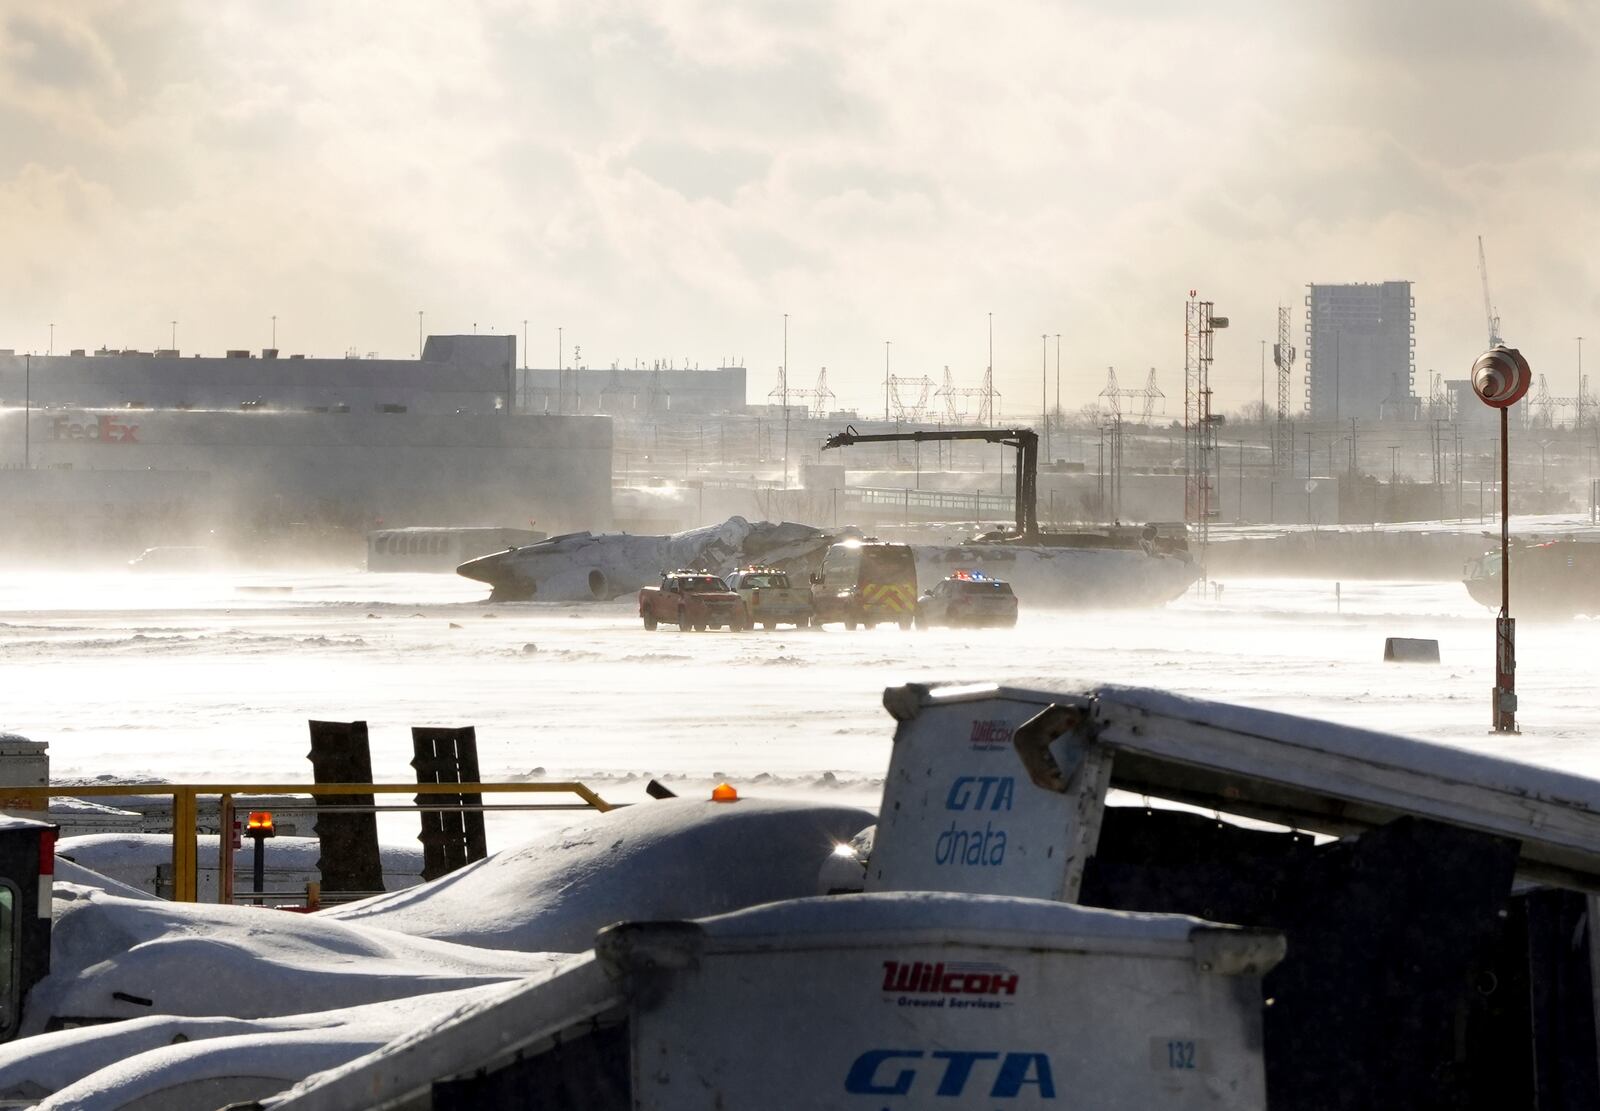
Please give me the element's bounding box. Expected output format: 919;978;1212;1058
1384;637;1440;663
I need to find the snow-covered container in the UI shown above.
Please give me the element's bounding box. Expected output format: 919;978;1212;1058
46;796;142;837
0;734;47;822
267;893;1284;1110
57;833;424;904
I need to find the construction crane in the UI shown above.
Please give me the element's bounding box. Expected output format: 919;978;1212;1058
1478;236;1503;347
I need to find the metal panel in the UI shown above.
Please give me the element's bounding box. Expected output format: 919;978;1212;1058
305;720;383;899
411;726;488;881
866;693;1107;902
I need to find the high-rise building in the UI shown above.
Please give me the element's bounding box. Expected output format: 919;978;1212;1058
1303;282;1417;421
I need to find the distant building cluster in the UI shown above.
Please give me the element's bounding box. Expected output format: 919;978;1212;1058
0;334;517;416
0;335;644;548
516;364;747;417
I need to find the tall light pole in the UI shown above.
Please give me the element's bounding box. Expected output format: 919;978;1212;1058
1041;334;1049;463
48;323;53;356
23;354;30;469
1579;336;1585;430
1054;333;1061;423
1260;339;1266;420
171;321;177;351
557;326;563;414
417;310;423;359
883;340;890;422
782;312;790;490
271;315;277;350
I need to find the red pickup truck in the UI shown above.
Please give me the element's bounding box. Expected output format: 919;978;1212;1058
638;572;747;632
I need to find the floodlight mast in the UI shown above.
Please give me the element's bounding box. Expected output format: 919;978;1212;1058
821;424;1039;539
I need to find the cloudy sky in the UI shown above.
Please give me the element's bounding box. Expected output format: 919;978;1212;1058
1;0;1595;416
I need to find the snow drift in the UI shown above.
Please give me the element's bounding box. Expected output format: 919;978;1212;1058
324;796;876;950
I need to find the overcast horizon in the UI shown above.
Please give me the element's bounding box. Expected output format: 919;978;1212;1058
1;0;1596;418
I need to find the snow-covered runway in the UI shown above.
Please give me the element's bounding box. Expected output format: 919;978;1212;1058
3;569;1597;814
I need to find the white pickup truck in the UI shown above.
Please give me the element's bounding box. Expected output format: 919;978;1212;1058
725;566;813;629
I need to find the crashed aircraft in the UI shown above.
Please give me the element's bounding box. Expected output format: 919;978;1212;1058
454;517;834;602
456;515;1201;606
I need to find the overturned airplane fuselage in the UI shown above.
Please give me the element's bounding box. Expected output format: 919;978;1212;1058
455;517;834;601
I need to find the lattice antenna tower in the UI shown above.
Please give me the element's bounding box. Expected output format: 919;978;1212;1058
1273;305;1296;469
1184;293;1222;548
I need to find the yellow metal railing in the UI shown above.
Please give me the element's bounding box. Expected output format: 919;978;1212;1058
7;781;615;903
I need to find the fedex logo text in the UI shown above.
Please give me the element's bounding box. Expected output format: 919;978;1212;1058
51;416;140;444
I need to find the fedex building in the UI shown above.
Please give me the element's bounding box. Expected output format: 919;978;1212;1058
0;336;612;557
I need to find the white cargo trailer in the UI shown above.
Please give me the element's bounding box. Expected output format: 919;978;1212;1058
268;892;1283;1110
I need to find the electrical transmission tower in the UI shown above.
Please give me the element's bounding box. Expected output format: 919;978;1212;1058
1530;374;1577;429
934;366;999;424
789;367;836;418
889;375;935;422
1099;367;1124;420
934;367;966;422
978;367;998;426
812;367;835;415
1099;367;1165;424
1273;305;1296;469
1138;369;1164;424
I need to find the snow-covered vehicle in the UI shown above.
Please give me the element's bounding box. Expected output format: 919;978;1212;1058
914;569;1018;628
810;539;918;629
724;566;812;629
638;571;747;631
